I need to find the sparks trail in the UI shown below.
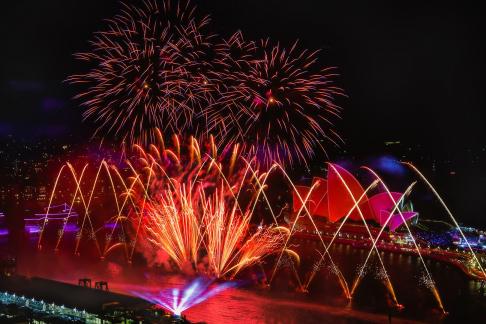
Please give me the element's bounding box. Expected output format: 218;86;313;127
404;162;486;280
36;133;291;278
35;139;481;315
285;163;452;313
205;32;260;142
128;133;290;278
209;37;344;168
68;0;214;145
69;3;344;168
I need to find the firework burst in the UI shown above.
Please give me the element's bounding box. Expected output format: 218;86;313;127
209;37;344;168
204;32;260;140
68;0;214;145
70;1;345;168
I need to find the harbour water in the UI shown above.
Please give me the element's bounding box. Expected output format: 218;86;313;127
9;237;485;323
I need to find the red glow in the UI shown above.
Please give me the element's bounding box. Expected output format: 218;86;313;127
293;164;416;231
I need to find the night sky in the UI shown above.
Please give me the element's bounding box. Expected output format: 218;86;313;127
1;1;486;224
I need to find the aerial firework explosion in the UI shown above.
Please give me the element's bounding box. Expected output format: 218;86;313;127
129;132;290;278
68;0;214;145
70;0;343;167
210;38;344;168
204;32;260;141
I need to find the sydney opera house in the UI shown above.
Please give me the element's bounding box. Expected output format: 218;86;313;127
292;164;418;232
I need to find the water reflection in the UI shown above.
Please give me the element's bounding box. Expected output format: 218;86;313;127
9;235;486;323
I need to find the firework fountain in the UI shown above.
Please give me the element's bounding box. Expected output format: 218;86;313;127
35;133;294;278
129;132;291;278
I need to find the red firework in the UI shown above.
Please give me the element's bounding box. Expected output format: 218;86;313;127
68;0;214;145
69;1;345;169
205;32;260;141
209;36;344;168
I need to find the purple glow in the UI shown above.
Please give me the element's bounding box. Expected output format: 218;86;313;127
41;97;66;111
33;212;78;217
62;223;80;232
368;192;403;225
103;222;120;230
130;277;238;316
371;156;406;176
25;225;41;234
388;211;418;232
0;123;13;135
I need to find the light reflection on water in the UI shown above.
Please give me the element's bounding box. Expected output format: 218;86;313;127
108;276;415;324
8;235;486;323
